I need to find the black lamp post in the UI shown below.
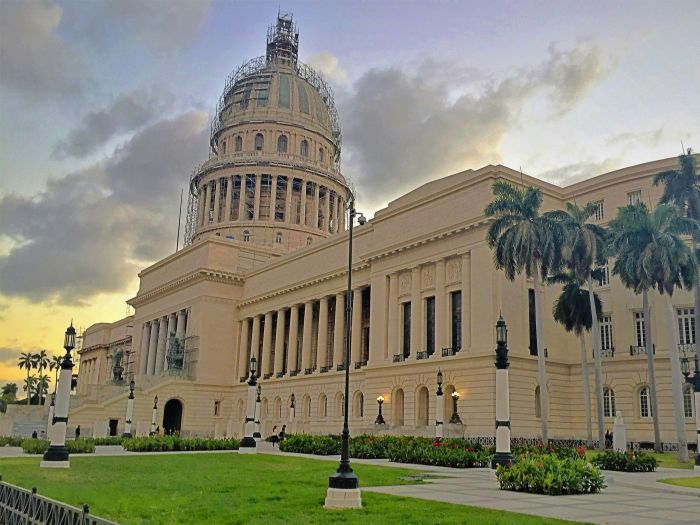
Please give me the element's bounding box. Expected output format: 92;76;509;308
436;370;444;439
253;384;262;439
681;356;700;469
492;315;514;468
240;356;258;451
123;380;135;438
325;198;365;509
374;396;385;425
450;392;462;424
150;395;158;435
41;322;76;467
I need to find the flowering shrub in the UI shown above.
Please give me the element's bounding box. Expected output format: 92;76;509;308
496;454;606;495
121;436;239;452
592;450;657;472
387;439;491;468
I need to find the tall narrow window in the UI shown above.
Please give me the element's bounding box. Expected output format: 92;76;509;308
256;86;268;107
639;386;652;418
275;176;287;221
603;387;615;417
317;185;326;229
600;315;613;351
677;308;695;345
683;386;694;417
235;136;242;152
597;261;610;286
300;139;309;158
278;75;291;108
634;311;645;348
220;140;227;155
254;133;264;151
275;232;283;244
535;386;541;418
242;230;250;242
528;289;538;355
593;200;604;221
245;175;256;220
296;79;309;113
318;147;325;163
306;182;316;227
292;178;303;224
218;178;227;222
451;291;462;351
259;175;272;220
230;176;241;221
208;181;215;224
425;297;435;356
306;236;312;246
277;135;288;153
628;191;642;205
402;302;411;358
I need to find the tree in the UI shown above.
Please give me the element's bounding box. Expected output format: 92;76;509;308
549;201;608;450
1;383;18;399
485;180;565;442
22;376;37;404
49;355;63;394
34;350;50;405
609;203;663;451
611;203;697;462
17;352;37;405
549;270;603;447
653;151;700;383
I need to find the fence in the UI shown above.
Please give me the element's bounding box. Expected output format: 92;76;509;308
0;477;119;525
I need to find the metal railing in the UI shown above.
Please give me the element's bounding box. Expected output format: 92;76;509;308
289;370;299;377
304;368;315;375
594;347;615;358
0;478;119;525
239;376;247;383
630;344;655;356
679;343;696;355
441;347;460;357
416;351;430;360
319;366;330;373
275;372;284;379
392;354;405;363
263;373;273;380
336;363;345;372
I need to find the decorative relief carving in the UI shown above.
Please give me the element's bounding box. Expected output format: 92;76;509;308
399;272;412;293
447;257;462;283
422;266;435;288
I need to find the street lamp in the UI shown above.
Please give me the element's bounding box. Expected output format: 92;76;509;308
681;356;700;470
435;370;444;439
450;392;462;424
289;393;296;434
123;380;135;438
150;396;158;435
492;315;514;469
325;198;364;509
41;322;76;468
254;384;262;440
240;355;258;453
374;396;385;425
46;392;56;442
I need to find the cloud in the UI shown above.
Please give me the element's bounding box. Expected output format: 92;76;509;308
307;52;349;86
0;112;209;304
339;43;609;207
0;347;19;364
537;158;622;186
53;88;176;159
608;127;664;147
0;0;85;99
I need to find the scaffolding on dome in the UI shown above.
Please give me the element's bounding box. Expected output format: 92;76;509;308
266;11;298;67
184;168;199;246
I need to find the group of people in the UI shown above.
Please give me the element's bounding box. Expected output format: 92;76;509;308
269;425;287;446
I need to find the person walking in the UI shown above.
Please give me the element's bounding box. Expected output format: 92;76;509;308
75;425;81;439
271;425;279;447
279;424;287;442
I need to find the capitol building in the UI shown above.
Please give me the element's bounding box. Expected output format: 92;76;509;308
5;14;696;446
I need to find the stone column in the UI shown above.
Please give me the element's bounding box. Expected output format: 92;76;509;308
387;274;398;361
351;288;362;366
163;313;176;372
323;188;331;232
138;322;150;376
274;309;286;376
339;199;346;231
261;312;273;377
250;315;262;375
238;318;250;378
270;175;278;221
285;177;293;223
176;310;187;340
253;174;261;220
313;185;320;229
301;301;314;372
147;319;159;375
410;267;421;360
199;186;206;227
203;183;211;226
154;316;168;375
223;176;232;222
333;293;345;369
213;178;221;223
299;180;307;227
288;305;300;373
461;253;470;351
434;259;446;358
318;297;329;369
238;177;247;220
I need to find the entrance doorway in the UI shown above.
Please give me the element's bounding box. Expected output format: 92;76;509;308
108;419;118;436
163;399;183;435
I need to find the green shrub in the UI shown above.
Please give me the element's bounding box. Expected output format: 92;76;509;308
92;436;123;446
591;450;657;472
387;438;491;468
496;454;606;495
280;434;341;455
0;436;24;447
67;439;96;454
121;436;240;452
21;439;49;454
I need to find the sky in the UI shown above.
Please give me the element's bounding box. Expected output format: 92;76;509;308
1;0;698;388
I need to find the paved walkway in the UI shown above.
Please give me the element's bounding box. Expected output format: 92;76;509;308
2;443;698;524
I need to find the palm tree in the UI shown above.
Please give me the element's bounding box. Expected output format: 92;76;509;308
549;202;608;450
34;350;50;404
653;151;700;380
17;352;37;405
611;203;697;462
22;376;37;404
36;374;51;405
549;270;603;446
1;383;18;399
609;203;662;451
485;180;565;442
49;355;63;394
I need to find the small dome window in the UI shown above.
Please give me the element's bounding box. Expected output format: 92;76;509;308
254;134;264;151
221;140;227;154
306;236;313;246
235;136;243;152
277;135;288;153
318;147;324;163
300;140;309;158
275;232;283;244
243;230;251;242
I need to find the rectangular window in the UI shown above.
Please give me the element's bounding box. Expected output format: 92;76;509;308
214;400;221;416
593;200;604;221
597;261;610;286
230;176;241;221
425;297;435;356
306;182;316;228
292;178;303;224
628;191;642;206
218;178;227;222
275;176;287;221
402;302;411;358
677;308;695;345
278;75;291;108
528;289;538;356
600;315;613;350
259;175;272;220
245;175;256;220
317;185;326;229
328;190;336;233
208;181;216;224
256;87;269;107
295;78;310;113
634;311;646;348
450;291;462;351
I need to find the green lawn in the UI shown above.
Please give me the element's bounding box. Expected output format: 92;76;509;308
586;450;695;470
659;476;700;489
1;453;588;525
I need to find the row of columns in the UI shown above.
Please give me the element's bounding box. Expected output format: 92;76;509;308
197;174;346;233
239;289;364;379
138;309;189;377
78;357;101;393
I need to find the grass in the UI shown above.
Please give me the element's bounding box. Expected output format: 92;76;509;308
659;476;700;489
0;453;589;525
586;450;694;470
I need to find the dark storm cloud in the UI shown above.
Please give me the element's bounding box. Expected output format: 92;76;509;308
0;347;19;364
339;44;608;207
0;112;209;304
53;88;176;159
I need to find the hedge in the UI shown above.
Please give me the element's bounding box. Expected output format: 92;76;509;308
20;438;96;454
591;450;657;472
121;436;240;452
496;454;606;495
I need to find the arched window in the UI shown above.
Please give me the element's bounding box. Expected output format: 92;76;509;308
306;236;313;246
221;140;227;154
392;388;405;426
444;384;456;421
277;135;288;153
603;387;615;417
353;392;364;418
242;230;250;242
237;399;245;420
319;394;328;419
335;392;344;418
684;386;694;418
318;147;325;162
639;386;652;418
261;398;268;417
416;386;429;426
254;133;264;151
300;139;309;158
274;397;282;419
235;135;243;152
535;386;541;419
275;232;283;244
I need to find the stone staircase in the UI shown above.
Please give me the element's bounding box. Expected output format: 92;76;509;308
10;405;50;437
